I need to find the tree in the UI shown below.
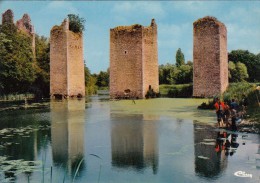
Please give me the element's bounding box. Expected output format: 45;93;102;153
85;66;97;95
175;64;193;84
31;35;50;98
228;61;248;82
228;50;260;82
159;63;175;84
0;23;36;95
67;14;86;33
96;71;109;88
159;62;193;85
175;48;185;67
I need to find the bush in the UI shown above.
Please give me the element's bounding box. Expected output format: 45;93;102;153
167;84;192;98
68;14;85;33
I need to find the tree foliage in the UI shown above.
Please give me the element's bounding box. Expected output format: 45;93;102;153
68;14;86;33
0;21;51;98
0;23;36;95
32;35;50;98
96;70;109;88
175;48;185;67
85;66;97;95
228;61;249;82
228;50;260;82
159;62;193;85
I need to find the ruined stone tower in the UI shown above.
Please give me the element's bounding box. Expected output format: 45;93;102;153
110;19;159;99
16;13;35;58
1;9;35;58
193;16;228;97
2;9;14;24
50;18;85;98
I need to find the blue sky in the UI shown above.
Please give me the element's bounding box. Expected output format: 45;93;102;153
0;1;259;74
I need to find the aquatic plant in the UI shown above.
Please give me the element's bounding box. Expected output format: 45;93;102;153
0;156;42;182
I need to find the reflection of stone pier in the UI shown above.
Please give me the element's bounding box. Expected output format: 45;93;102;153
111;113;158;174
51;99;85;174
193;123;227;178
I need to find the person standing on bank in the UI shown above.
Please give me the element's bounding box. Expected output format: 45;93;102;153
214;97;225;127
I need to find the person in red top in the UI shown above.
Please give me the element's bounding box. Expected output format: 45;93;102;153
214;97;225;127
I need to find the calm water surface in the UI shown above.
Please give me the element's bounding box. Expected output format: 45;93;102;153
0;96;259;183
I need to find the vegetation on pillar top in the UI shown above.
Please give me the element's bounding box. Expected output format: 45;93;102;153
112;24;143;32
67;14;85;33
193;16;224;29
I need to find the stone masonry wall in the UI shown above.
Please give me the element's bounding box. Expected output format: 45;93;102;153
50;18;85;98
16;13;35;58
110;19;159;99
143;19;159;97
2;9;14;24
110;25;143;98
50;20;68;97
67;31;85;97
193;16;228;97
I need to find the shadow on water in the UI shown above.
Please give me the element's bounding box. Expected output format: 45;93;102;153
110;113;159;174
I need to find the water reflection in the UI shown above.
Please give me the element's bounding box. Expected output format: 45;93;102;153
51;99;85;175
0;109;51;182
194;124;228;178
194;123;242;180
110;113;159;174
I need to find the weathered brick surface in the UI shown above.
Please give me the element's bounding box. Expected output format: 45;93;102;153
50;19;85;98
110;19;158;99
2;10;35;58
16;14;34;35
16;13;35;58
193;16;228;97
2;9;14;24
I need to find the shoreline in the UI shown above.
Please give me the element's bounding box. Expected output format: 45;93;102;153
237;119;260;134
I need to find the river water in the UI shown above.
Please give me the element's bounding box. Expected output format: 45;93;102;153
0;96;259;183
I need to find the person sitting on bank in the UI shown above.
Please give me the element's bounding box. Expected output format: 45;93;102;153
214;97;225;127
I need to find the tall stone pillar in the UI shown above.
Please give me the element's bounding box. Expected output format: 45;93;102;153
193;16;228;97
50;18;85;99
110;19;159;99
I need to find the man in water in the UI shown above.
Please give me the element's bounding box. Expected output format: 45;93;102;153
214;97;225;127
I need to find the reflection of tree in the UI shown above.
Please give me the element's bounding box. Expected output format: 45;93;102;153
110;113;159;174
51;99;85;176
0;109;51;181
194;123;227;178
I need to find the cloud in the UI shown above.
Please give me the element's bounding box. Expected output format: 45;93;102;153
158;22;193;63
227;23;260;54
46;1;79;14
112;2;165;18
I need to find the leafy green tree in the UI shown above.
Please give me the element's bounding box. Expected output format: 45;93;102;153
229;61;248;82
0;23;36;95
96;70;109;88
228;50;260;82
228;61;236;80
175;64;193;84
32;35;50;98
159;63;175;84
175;48;185;67
67;14;86;33
85;66;97;95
